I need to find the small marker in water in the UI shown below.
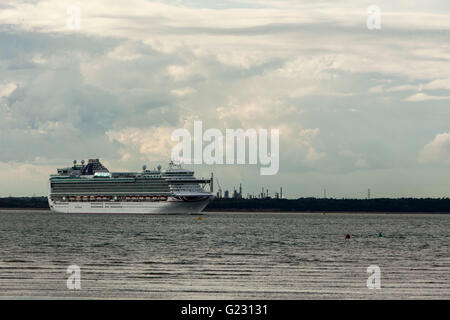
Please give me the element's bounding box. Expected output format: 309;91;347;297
377;232;383;237
345;234;351;240
196;217;203;221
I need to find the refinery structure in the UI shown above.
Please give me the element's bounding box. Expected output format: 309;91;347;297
214;180;283;200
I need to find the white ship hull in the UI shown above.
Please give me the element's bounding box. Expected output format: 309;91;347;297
48;196;213;214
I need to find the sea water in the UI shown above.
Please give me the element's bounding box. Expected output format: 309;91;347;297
0;210;449;299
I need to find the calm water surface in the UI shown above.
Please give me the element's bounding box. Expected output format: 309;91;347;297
0;210;449;299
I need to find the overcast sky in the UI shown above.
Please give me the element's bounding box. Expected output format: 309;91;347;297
1;0;450;198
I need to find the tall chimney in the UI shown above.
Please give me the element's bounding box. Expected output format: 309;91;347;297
210;172;214;193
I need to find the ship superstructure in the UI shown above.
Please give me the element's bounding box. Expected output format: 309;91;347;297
48;159;214;214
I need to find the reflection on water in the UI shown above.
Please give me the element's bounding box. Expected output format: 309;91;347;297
0;210;449;299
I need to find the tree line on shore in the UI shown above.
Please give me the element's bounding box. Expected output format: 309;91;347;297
1;196;450;212
0;197;49;208
206;197;450;212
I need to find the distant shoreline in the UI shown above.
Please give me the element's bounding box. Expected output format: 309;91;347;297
0;208;50;211
1;197;450;213
204;209;450;214
206;197;450;213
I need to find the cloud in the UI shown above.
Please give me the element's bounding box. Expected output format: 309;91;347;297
405;93;450;101
369;85;384;93
171;87;197;97
106;126;177;163
167;64;196;82
386;84;419;92
1;1;449;81
276;56;337;80
423;78;450;90
31;54;47;65
107;44;143;61
419;133;450;164
0;82;17;98
0;161;54;196
1;1;450;196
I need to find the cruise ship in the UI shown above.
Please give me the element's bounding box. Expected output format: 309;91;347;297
48;159;214;214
